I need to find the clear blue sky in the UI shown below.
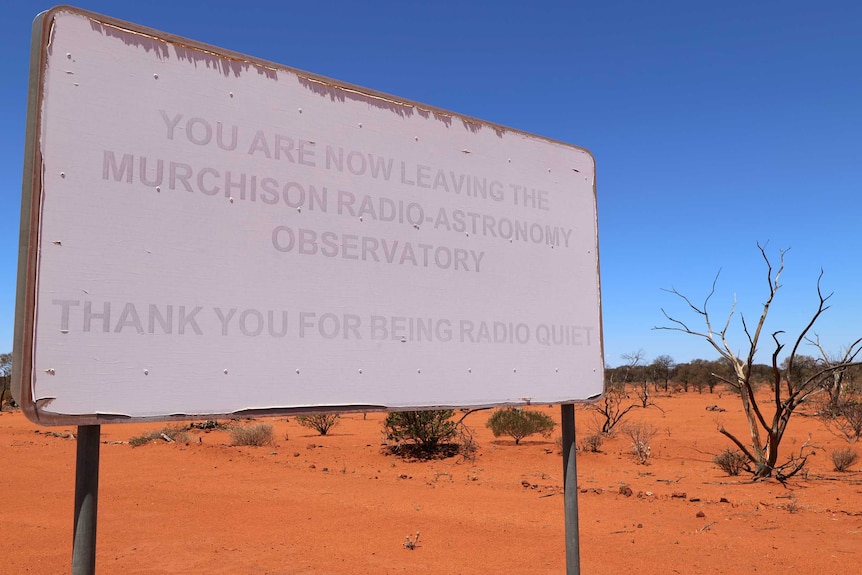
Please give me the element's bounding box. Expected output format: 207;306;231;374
1;1;860;368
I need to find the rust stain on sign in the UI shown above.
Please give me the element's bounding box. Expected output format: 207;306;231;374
84;15;278;79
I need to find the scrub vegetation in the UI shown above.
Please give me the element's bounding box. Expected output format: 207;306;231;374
229;422;276;447
486;408;556;445
295;414;341;436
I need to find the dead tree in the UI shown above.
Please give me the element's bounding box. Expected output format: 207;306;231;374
809;335;862;413
657;244;862;480
587;357;640;434
589;385;639;434
621;350;652;408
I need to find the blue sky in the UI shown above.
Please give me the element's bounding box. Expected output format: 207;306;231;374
1;0;860;368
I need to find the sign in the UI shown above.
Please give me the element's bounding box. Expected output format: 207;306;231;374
14;7;603;424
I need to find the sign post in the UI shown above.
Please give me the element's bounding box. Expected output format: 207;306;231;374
72;425;100;575
561;404;580;575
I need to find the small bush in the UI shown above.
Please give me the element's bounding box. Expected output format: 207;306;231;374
129;425;189;447
486;408;556;445
840;401;862;441
622;422;656;464
580;432;604;453
230;422;275;447
383;410;459;458
714;448;749;476
129;433;155;447
295;414;340;436
832;447;858;472
189;420;224;431
822;399;862;443
456;420;478;461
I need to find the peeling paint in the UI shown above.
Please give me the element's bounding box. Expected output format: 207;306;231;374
85;14;277;80
55;8;521;136
296;75;416;118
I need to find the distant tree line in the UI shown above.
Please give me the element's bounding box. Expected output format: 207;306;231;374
605;354;862;396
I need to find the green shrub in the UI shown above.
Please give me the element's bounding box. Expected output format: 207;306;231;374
486;408;556;445
229;422;275;447
295;414;340;436
383;410;458;458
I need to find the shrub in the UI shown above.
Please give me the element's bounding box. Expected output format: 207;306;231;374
295;414;340;436
456;419;478;461
822;399;862;443
713;448;749;476
229;422;275;447
383;410;459;458
486;408;556;445
579;432;604;453
129;425;189;447
623;422;656;464
832;447;858;472
189;420;224;431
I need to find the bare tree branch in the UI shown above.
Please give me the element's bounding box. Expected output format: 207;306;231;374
657;243;861;478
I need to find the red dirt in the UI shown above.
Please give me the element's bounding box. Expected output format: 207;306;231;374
2;391;861;574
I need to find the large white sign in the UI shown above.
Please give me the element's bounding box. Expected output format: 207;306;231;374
14;7;603;424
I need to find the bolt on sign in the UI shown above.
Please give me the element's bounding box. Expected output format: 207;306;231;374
14;6;603;425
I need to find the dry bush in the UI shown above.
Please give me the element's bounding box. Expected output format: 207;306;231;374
295;414;340;436
713;448;749;476
230;422;275;447
189;420;225;431
623;422;657;464
822;399;862;443
832;447;859;472
456;420;478;461
579;432;603;453
784;497;801;514
585;386;638;435
129;425;189;447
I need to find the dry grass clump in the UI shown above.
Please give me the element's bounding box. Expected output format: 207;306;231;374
832;447;858;472
713;448;749;476
129;425;190;447
229;422;276;447
579;432;604;453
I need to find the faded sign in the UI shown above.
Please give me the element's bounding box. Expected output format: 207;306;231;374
14;7;603;424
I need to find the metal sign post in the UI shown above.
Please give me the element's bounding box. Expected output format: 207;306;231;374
72;425;100;575
561;404;580;575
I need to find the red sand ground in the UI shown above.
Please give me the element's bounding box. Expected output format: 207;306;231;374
2;391;861;574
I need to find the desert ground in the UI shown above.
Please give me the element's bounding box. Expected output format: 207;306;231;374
2;389;861;574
